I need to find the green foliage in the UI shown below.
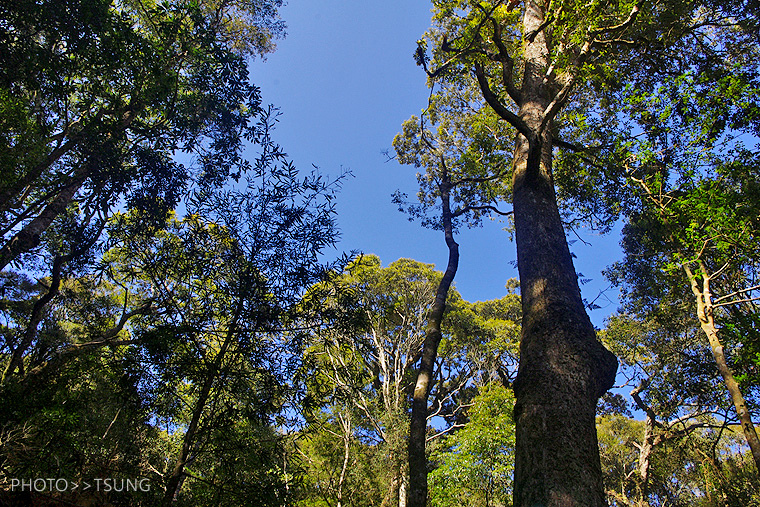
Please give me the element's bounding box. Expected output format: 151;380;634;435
0;60;341;505
0;0;285;270
393;80;513;229
429;383;515;507
596;415;646;504
0;276;161;505
554;0;760;229
295;256;521;507
601;151;760;416
598;414;760;506
293;411;387;507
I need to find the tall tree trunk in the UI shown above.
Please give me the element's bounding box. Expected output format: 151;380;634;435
636;414;656;504
509;3;617;506
407;174;459;507
685;263;760;472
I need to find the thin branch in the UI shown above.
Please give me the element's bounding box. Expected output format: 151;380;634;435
453;204;513;217
485;6;521;104
426;423;466;442
590;2;642;38
713;283;760;304
713;295;760;308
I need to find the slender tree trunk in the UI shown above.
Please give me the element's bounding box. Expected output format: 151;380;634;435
1;254;65;381
398;471;407;507
636;414;657;504
337;412;352;507
685;264;760;472
407;176;459;507
381;475;398;507
629;381;656;503
510;3;617;506
2;222;106;383
0;106;141;269
162;326;236;505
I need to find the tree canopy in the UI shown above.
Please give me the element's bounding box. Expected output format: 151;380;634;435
3;1;760;507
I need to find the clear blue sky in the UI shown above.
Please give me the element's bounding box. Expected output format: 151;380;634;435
249;0;623;326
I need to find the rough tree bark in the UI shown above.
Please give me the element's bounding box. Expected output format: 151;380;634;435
407;170;459;507
478;3;618;505
0;177;84;271
510;101;616;506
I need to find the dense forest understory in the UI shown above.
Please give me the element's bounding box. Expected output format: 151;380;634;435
1;0;760;506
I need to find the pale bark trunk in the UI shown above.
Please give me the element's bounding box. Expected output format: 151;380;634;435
685;264;760;472
630;382;656;502
637;415;655;495
398;472;407;507
337;412;351;507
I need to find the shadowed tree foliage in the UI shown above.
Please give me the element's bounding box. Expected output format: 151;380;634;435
0;0;284;272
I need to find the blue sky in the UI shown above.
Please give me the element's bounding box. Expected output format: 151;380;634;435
249;0;623;326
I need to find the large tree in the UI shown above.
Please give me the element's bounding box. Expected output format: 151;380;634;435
555;0;760;479
410;1;760;504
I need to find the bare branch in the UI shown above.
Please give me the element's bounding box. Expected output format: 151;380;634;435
713;295;760;308
713;283;760;304
426;423;466;442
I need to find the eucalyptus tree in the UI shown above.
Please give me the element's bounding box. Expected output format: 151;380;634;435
300;256;521;507
409;1;760;504
597;412;760;506
600;312;757;505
